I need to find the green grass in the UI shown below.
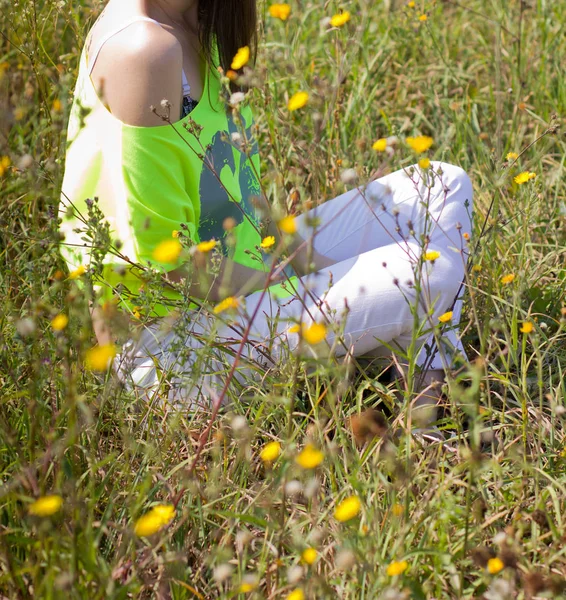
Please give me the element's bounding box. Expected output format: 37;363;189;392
1;0;566;598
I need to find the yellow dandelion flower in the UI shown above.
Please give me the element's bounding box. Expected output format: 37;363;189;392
286;589;305;600
487;557;504;574
28;494;63;517
238;581;257;593
392;503;404;517
260;441;281;463
302;322;327;344
506;152;518;161
68;265;86;279
197;239;217;253
231;46;250;70
51;313;68;331
279;215;297;234
406;135;434;154
386;560;408;576
288;91;309;112
438;311;453;323
407;1;416;7
418;14;427;21
260;235;276;250
85;343;117;371
295;444;324;469
520;321;533;334
269;3;291;20
372;138;388;152
151;504;176;524
213;296;239;315
153;239;182;264
501;273;515;285
301;547;317;565
134;503;175;537
134;513;164;537
334;495;362;522
424;250;441;262
418;157;431;169
52;98;62;112
330;10;351;27
0;155;11;176
514;171;536;184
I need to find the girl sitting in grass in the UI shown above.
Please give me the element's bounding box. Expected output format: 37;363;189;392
59;0;473;418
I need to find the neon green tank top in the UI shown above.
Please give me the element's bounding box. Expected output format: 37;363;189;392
59;32;263;317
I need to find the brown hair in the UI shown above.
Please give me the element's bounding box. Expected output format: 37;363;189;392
198;0;257;73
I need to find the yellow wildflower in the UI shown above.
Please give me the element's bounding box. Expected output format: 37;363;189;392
520;321;533;334
302;322;327;344
330;10;351;27
28;494;63;517
85;344;117;371
0;155;11;177
197;239;217;253
372;138;387;152
514;171;536;184
260;441;281;463
286;590;305;600
52;98;62;112
424;250;441;262
418;157;431;169
213;296;239;315
238;579;258;593
295;444;324;469
501;273;515;285
151;504;176;524
438;311;453;323
301;547;317;565
487;557;504;574
463;232;470;240
406;135;434;154
51;314;68;331
68;265;86;279
279;215;297;234
288;91;309;112
506;152;518;161
134;503;176;537
392;503;404;517
407;1;416;7
418;14;428;21
288;324;301;334
386;560;408;576
334;495;362;522
472;264;482;272
269;3;291;20
260;235;276;250
231;46;250;70
153;239;182;263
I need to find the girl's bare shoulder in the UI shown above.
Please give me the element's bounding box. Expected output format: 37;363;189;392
90;17;183;127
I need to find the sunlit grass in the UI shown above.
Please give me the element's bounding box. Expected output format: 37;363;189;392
0;0;565;597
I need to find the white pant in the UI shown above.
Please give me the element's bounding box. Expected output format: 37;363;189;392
113;161;473;408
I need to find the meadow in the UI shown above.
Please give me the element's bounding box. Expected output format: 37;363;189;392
1;0;565;598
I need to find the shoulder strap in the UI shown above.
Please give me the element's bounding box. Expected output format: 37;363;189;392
181;69;191;96
87;16;163;75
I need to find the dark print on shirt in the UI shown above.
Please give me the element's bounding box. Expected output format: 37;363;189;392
198;114;261;253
